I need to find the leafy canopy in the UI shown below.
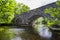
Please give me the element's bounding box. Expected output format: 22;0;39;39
44;1;60;27
15;3;30;15
0;0;30;23
0;0;16;23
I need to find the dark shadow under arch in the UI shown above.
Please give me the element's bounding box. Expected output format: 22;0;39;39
28;15;45;24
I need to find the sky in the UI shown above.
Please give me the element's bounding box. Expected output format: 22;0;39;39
16;0;57;10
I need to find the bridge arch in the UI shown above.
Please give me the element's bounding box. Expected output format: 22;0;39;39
28;15;45;26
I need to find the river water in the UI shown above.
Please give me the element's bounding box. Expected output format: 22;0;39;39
10;27;52;40
11;28;41;40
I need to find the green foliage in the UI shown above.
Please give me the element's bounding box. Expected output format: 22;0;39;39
33;17;44;32
0;0;30;23
44;1;60;27
0;27;14;40
56;1;60;6
15;3;30;15
0;0;16;23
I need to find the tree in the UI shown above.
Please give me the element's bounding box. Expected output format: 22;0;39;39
44;1;60;27
15;3;30;15
0;0;16;23
0;0;30;23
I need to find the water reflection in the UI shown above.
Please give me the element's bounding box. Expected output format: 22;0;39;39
10;26;52;40
12;36;22;40
11;28;41;40
37;25;52;38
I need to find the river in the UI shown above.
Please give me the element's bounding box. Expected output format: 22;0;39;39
10;27;52;40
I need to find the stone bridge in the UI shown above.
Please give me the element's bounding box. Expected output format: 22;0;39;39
14;2;56;26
